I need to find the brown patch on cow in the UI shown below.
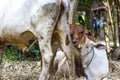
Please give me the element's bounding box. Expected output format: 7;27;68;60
15;31;37;52
51;31;61;53
58;1;65;21
20;31;36;42
95;44;106;49
65;35;69;45
53;0;65;31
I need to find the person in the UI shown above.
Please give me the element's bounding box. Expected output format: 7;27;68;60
97;17;104;38
91;16;98;37
97;17;104;28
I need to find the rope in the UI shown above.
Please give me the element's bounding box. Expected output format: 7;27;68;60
84;47;95;69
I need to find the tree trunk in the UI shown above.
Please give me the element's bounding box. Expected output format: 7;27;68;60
117;5;120;44
104;23;111;53
85;9;92;26
103;0;119;48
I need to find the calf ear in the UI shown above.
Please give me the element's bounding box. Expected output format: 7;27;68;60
95;44;107;49
66;35;69;45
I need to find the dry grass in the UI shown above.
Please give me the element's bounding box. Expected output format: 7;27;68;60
109;60;120;80
0;59;120;80
0;60;41;80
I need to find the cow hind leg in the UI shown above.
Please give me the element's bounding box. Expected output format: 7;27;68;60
38;34;60;80
38;35;54;80
48;33;61;80
62;45;75;78
57;33;76;79
31;2;60;80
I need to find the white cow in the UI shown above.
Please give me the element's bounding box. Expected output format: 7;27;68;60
0;0;78;80
70;24;109;80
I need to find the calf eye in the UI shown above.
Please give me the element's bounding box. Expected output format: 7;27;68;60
79;31;84;34
86;32;91;36
86;46;89;48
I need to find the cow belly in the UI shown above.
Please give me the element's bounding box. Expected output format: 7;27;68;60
0;0;59;46
0;30;36;46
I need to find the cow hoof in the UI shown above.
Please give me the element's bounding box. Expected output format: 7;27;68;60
39;74;50;80
48;75;55;80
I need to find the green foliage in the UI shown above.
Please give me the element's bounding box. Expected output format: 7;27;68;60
81;16;89;26
4;46;19;61
25;42;41;61
78;0;103;9
4;44;41;61
77;14;93;30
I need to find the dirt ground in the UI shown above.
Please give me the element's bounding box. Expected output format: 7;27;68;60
0;36;120;80
0;58;120;80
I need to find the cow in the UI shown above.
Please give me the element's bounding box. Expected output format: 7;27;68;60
0;0;80;80
70;24;109;80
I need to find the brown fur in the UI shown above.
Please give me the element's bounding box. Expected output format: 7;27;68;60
70;24;95;45
70;24;96;78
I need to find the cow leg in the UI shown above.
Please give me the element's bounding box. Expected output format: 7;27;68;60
37;17;59;80
39;37;60;80
62;42;75;79
0;47;4;64
58;32;75;79
30;1;60;80
38;32;54;80
49;41;60;80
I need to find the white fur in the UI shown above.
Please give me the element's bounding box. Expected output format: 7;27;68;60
54;51;69;77
81;38;109;80
0;0;74;80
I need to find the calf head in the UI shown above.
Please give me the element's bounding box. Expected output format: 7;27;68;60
70;24;95;49
70;24;85;47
